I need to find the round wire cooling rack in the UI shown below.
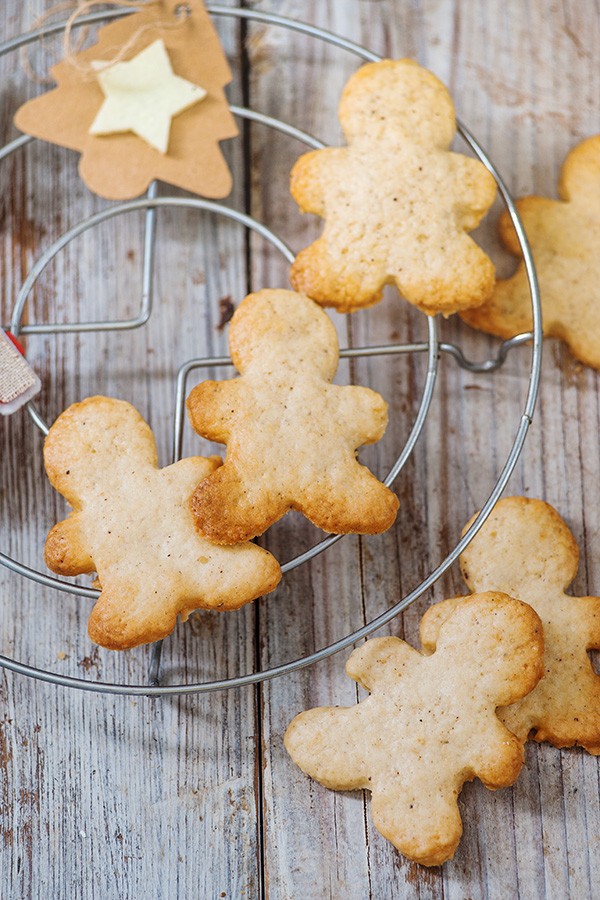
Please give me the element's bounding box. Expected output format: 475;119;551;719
0;6;542;696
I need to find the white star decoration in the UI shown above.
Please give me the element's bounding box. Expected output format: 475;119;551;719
89;38;207;154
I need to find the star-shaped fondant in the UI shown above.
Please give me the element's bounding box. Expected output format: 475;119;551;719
89;38;207;153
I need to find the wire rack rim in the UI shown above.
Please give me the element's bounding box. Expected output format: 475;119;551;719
0;8;542;694
0;6;381;64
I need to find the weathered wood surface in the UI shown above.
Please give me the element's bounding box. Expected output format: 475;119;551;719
0;0;599;897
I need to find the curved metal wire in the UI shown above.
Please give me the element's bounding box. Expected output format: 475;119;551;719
10;197;296;339
0;8;542;694
4;188;439;596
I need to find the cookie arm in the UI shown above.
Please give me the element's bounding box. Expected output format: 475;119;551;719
284;704;370;790
497;196;559;257
558;135;600;208
419;596;465;653
448;154;497;229
186;379;242;444
290;148;347;216
44;514;95;576
161;455;222;495
346;637;420;691
334;385;388;445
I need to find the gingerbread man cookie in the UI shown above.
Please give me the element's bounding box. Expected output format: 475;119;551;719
285;593;543;866
461;136;600;369
420;497;600;753
44;397;281;650
289;59;497;315
186;289;399;544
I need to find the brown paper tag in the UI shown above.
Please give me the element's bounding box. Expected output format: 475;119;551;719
14;0;239;200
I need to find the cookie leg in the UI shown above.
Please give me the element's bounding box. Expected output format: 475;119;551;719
300;467;399;535
464;719;530;788
370;781;463;867
44;515;95;576
190;464;288;544
395;234;495;316
88;579;179;650
290;237;385;312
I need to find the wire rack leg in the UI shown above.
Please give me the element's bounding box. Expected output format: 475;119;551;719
142;180;163;688
148;641;164;688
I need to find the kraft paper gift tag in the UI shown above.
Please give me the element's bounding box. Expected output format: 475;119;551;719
15;0;238;200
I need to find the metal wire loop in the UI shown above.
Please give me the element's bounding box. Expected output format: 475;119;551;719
0;7;542;695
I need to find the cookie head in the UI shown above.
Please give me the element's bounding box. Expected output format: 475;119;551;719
460;497;579;596
228;289;338;378
433;590;545;706
44;396;158;501
338;59;456;148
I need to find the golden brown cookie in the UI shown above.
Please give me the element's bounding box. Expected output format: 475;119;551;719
285;593;543;866
420;497;600;753
44;396;281;650
186;289;399;544
461;136;600;369
289;59;497;315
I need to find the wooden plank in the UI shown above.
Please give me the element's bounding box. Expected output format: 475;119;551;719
0;2;263;898
249;1;600;898
244;4;375;898
1;0;600;897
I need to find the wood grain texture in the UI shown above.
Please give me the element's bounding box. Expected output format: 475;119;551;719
1;0;599;897
1;2;262;898
247;1;600;898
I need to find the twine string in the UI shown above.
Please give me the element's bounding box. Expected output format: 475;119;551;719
22;1;190;85
21;2;87;85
